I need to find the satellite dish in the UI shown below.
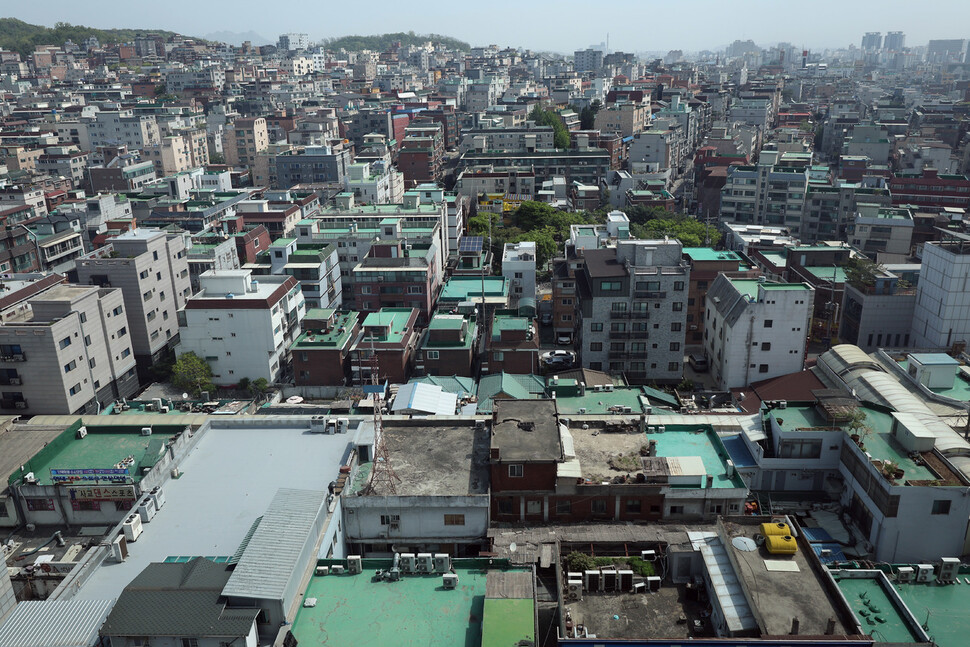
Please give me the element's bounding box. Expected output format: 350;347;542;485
732;536;757;552
509;542;517;553
182;392;189;400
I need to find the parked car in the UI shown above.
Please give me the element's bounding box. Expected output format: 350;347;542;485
541;350;575;364
539;312;553;326
556;333;573;345
688;353;709;372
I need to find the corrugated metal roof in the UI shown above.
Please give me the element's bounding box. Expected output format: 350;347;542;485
221;488;325;601
0;599;113;647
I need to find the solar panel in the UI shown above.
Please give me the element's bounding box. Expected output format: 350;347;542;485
459;236;484;253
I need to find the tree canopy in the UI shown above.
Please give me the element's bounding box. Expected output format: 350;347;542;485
578;100;602;130
325;31;469;52
529;105;571;149
171;352;215;397
630;214;721;247
0;18;184;57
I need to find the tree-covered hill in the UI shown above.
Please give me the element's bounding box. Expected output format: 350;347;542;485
0;18;188;57
325;31;470;52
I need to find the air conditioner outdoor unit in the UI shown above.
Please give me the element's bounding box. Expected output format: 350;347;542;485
123;514;143;542
77;427;88;439
23;472;36;484
433;553;451;573
938;557;960;583
416;553;433;572
110;534;128;562
646;576;662;591
632;582;647;593
347;555;362;574
141;427;152;436
442;573;459;589
331;565;345;574
602;569;618;591
778;401;788;409
316;566;330;576
618;570;634;591
896;566;914;582
137;498;156;523
641;550;656;561
583;570;601;592
604;384;614;392
400;553;416;573
916;564;934;583
578;407;587;414
567;579;583;601
14;401;26;409
149;487;165;510
9;377;20;385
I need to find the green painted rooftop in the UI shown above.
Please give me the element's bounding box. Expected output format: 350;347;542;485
894;579;970;647
362;308;415;344
770;406;935;480
291;559;531;647
897;359;970;402
271;237;296;247
684;247;742;263
835;576;921;643
14;426;177;486
440;276;509;302
760;251;789;267
428;314;467;330
291;311;358;350
803;266;848;283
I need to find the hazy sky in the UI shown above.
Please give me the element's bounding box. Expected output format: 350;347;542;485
9;0;970;53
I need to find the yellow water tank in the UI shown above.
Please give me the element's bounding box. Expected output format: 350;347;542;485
765;534;798;555
760;522;791;537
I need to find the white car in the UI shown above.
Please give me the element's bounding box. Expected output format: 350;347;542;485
541;350;576;365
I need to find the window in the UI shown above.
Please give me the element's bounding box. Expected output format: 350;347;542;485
508;464;524;478
493;352;504;361
764;319;773;328
25;498;54;511
497;498;514;514
590;342;603;351
71;500;101;512
670;505;684;514
600;280;622;291
407;286;423;294
673;281;685;291
626;499;642;513
759;364;769;373
591;499;608;514
143;290;152;301
79;312;87;323
64;360;77;373
672;302;683;311
121;348;131;358
761;342;771;351
117;327;127;337
426;350;439;360
69;383;82;395
555;500;571;515
611;322;626;332
58;336;71;349
670;342;680;352
379;514;401;525
932;500;951;515
561;298;573;305
779;439;821;458
611;302;628;312
610;342;625;351
443;514;465;526
526;500;541;515
670;322;682;332
591;323;603;332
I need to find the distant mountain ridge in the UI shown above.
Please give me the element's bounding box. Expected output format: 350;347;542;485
325;31;470;52
0;18;189;57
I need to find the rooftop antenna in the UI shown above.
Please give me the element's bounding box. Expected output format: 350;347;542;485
364;344;399;495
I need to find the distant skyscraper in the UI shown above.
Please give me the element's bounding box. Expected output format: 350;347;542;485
574;49;604;72
278;33;310;52
862;32;882;52
884;31;905;52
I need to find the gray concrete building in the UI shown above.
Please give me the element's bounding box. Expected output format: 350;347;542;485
578;239;690;383
75;229;190;380
0;284;138;415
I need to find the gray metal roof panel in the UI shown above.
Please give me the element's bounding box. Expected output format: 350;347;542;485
221;488;326;601
0;599;113;647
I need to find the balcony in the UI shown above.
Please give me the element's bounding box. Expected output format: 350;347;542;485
0;352;27;362
0;376;22;386
609;331;650;340
0;399;27;410
634;291;666;300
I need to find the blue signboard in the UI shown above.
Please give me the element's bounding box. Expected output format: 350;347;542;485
50;468;130;483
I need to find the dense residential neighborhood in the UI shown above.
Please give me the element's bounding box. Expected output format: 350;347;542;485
5;15;970;647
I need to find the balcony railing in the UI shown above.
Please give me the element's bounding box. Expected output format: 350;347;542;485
0;352;27;362
0;399;27;410
0;376;22;386
634;291;666;299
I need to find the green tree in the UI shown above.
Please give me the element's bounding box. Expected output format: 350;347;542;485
631;216;720;247
171;352;214;396
528;104;571;149
509;227;557;270
251;377;270;395
845;255;883;290
208;152;226;165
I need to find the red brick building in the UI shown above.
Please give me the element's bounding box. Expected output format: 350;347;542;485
397;120;444;188
417;312;478;377
350;307;420;385
292;309;360;386
889;168;970;210
485;312;540;374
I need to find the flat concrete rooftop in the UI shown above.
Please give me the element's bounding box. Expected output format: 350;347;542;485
72;422;352;601
360;424;489;496
721;519;852;638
